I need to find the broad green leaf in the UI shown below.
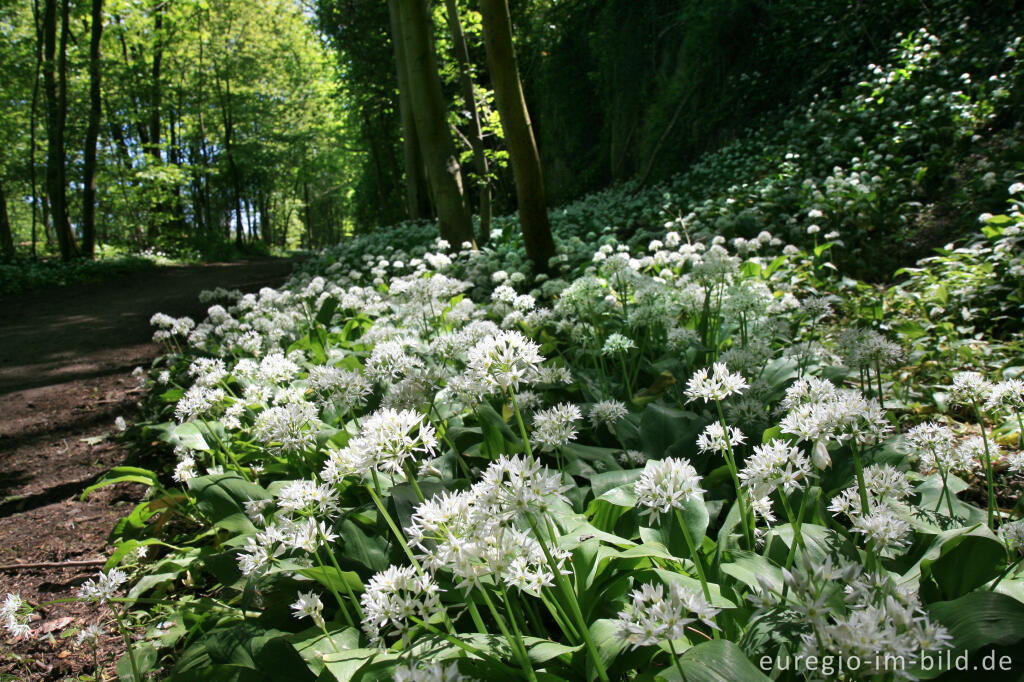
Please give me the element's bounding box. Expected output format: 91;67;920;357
590;468;644;499
297;565;365;595
720;550;782;594
187;473;270;534
316;296;339;325
82;466;159;499
290;626;360;677
323;648;394;682
658;639;770;682
116;642;158;681
589;618;627;678
928;592;1024;651
171;421;212;451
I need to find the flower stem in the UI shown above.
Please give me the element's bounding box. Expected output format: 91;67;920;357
850;441;870;515
109;604;141;682
667;638;689;682
313;550;354;628
971;398;997;528
529;514;611;682
508;390;534;462
714;400;753;550
674;508;711;602
779;491;806;571
476;585;537;682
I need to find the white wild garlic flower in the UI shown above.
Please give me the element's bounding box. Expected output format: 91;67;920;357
635;458;705;521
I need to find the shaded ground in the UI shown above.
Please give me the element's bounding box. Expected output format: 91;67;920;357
0;259;293;680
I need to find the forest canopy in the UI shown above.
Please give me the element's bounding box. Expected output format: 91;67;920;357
4;0;1019;273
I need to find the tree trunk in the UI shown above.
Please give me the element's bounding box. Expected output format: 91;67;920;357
387;0;431;221
30;0;43;258
147;6;163;160
443;0;491;244
43;0;77;260
479;0;554;270
0;179;14;260
146;4;165;242
303;182;314;249
81;0;104;258
41;192;53;248
393;0;474;247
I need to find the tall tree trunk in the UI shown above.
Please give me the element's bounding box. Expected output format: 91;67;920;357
443;0;491;244
0;179;14;259
42;192;53;248
43;0;77;260
303;182;314;249
30;0;43;258
146;5;165;242
81;0;104;258
359;107;390;219
387;0;431;221
146;6;163;160
479;0;555;270
392;0;474;247
260;194;272;244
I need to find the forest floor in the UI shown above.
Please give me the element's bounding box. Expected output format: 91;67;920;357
0;259;294;681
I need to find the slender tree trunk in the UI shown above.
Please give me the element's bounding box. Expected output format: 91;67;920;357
43;0;76;260
81;0;104;258
360;107;390;219
261;194;272;244
480;0;555;270
303;182;313;249
0;179;14;259
443;0;491;245
392;0;474;247
42;192;53;248
146;5;165;242
387;0;431;221
147;7;163;160
30;0;43;258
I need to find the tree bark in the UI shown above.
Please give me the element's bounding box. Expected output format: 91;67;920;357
43;0;77;260
393;0;474;247
30;0;43;258
387;0;431;221
479;0;554;270
0;179;14;260
81;0;104;258
145;4;166;242
443;0;491;244
146;6;163;161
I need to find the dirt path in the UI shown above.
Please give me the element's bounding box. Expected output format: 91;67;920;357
0;259;294;679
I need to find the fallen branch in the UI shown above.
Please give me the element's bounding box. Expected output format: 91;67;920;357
0;558;107;572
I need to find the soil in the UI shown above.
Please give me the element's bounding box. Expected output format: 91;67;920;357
0;259;294;680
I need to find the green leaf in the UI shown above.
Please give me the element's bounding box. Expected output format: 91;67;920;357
290;626;360;677
116;642;158;681
720;550;782;594
336;518;390;572
906;524;1006;600
297;565;365;595
187;473;270;534
171;421;212;451
589;618;627;678
191;624;314;679
926;533;1005;599
590;469;644;500
526;639;583;664
323;648;393;682
316;296;339;325
659;639;770;682
639;403;699;460
928;592;1024;651
82;466;159;500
